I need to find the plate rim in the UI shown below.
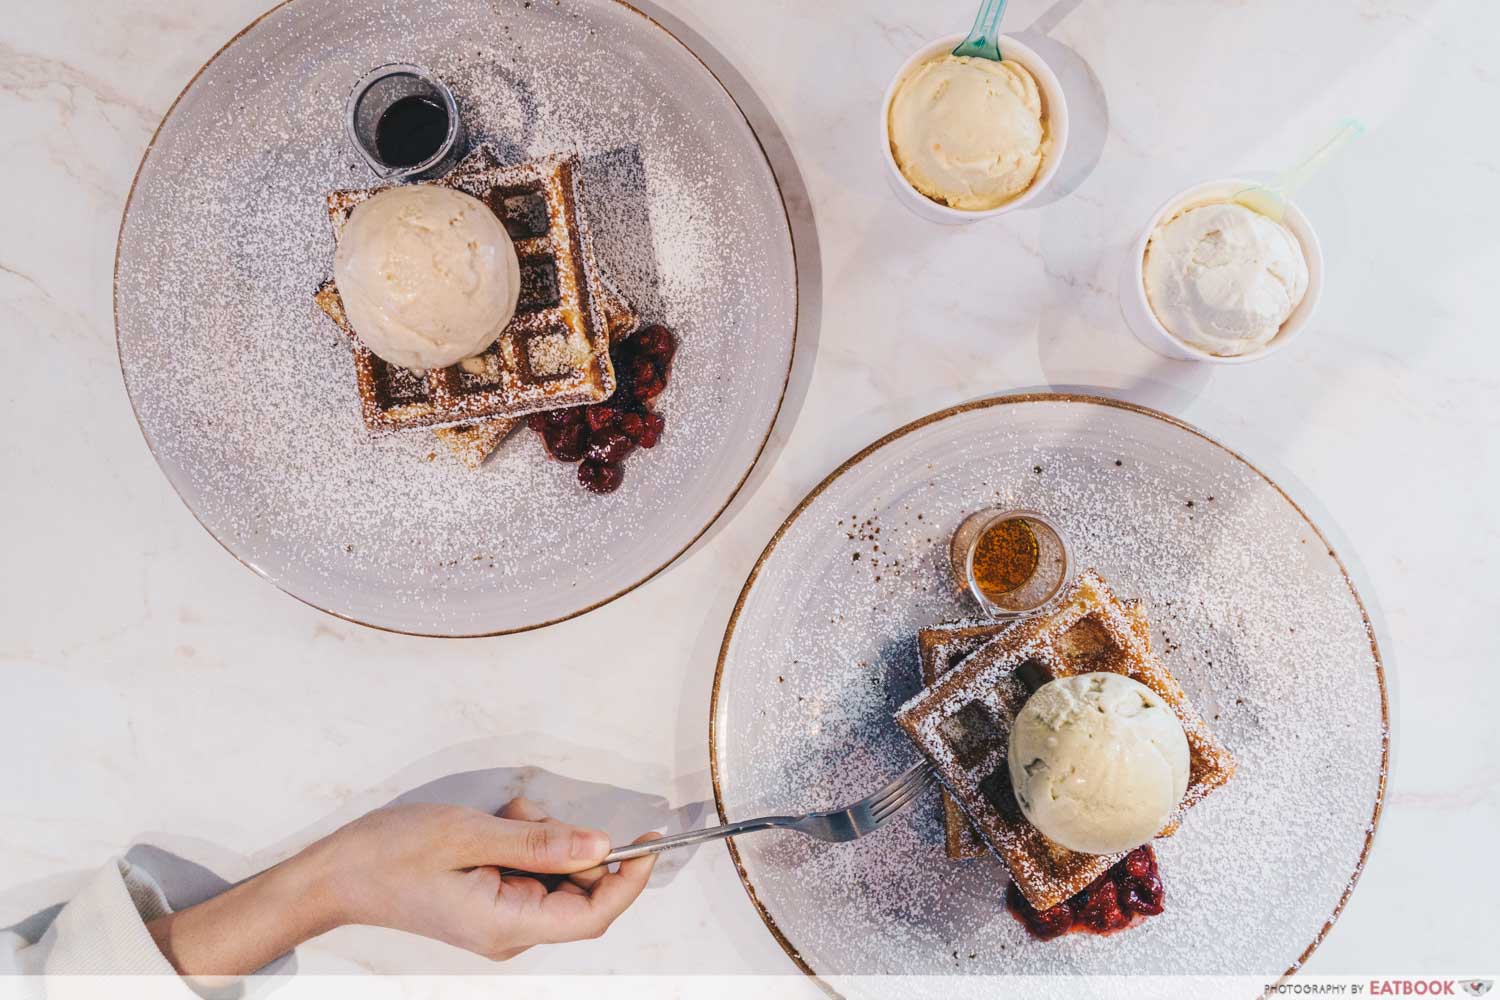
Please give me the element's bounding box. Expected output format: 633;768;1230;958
709;391;1389;987
112;0;799;638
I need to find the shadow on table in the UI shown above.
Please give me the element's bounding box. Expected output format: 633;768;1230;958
382;766;711;886
1017;0;1109;206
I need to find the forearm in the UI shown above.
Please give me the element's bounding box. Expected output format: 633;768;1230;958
146;850;341;980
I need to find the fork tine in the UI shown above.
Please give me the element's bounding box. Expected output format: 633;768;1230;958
870;780;931;826
870;768;938;822
867;762;927;800
887;763;937;802
863;763;932;813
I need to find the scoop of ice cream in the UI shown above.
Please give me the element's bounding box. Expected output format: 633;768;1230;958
888;54;1048;211
333;185;520;370
1143;201;1309;356
1008;672;1190;855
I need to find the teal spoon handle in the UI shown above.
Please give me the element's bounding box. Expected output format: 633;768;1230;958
952;0;1009;61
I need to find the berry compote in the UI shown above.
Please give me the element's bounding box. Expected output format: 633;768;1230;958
1005;844;1165;940
526;324;675;494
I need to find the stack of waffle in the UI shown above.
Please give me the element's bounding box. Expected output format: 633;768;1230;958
897;570;1236;910
314;146;640;468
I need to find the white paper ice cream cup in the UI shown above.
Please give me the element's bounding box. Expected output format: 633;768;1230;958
1120;178;1324;363
879;34;1069;225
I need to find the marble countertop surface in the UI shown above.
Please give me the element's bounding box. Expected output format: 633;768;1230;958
2;0;1495;986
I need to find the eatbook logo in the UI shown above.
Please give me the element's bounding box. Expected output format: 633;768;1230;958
1461;982;1493;997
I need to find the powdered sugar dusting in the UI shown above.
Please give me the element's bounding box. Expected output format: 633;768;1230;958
713;399;1386;983
116;0;795;633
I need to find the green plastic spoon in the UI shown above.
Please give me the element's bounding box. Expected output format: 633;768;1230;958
1233;118;1365;223
951;0;1010;61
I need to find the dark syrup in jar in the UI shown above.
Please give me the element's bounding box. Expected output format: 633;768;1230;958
375;95;448;168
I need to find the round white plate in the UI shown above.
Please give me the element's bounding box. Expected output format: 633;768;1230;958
712;395;1387;987
116;0;795;635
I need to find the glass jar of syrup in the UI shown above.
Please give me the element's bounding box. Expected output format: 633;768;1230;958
949;508;1072;618
344;63;464;180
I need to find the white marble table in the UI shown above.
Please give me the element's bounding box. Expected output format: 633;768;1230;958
2;0;1496;987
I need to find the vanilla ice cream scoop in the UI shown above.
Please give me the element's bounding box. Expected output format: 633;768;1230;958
333;184;520;370
888;54;1048;211
1143;201;1309;357
1008;672;1190;855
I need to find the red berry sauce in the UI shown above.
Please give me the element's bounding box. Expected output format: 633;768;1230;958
526;324;676;494
1005;845;1165;940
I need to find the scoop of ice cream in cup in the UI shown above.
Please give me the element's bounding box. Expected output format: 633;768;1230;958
1144;201;1309;356
333;185;521;371
880;34;1069;224
1120;178;1323;363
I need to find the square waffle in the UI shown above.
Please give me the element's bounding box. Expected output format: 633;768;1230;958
316;255;640;469
897;571;1235;910
431;418;519;470
917;619;1011;861
916;600;1157;861
319;148;615;435
429;275;638;468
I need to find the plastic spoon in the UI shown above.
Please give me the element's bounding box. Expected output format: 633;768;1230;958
951;0;1010;61
1233;118;1365;223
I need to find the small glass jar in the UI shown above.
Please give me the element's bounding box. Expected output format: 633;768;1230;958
344;63;464;180
949;507;1073;619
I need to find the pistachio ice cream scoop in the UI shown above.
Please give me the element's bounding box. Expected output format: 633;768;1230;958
1008;672;1190;855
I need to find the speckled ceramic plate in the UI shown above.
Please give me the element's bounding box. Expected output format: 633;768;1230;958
116;0;795;636
712;395;1387;989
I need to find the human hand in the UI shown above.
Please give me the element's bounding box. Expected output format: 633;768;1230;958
304;798;660;960
148;797;659;977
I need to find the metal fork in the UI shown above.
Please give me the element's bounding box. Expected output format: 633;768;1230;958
602;761;937;863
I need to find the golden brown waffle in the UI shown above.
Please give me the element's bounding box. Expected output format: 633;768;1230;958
596;274;642;346
897;571;1235;910
916;619;1011;861
319;148;615;435
316;282;515;465
316;247;640;470
431;419;518;470
916;600;1157;861
428;274;641;469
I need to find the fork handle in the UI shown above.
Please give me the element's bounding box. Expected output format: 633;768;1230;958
495;815;792;879
498;763;934;879
602;816;793;862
